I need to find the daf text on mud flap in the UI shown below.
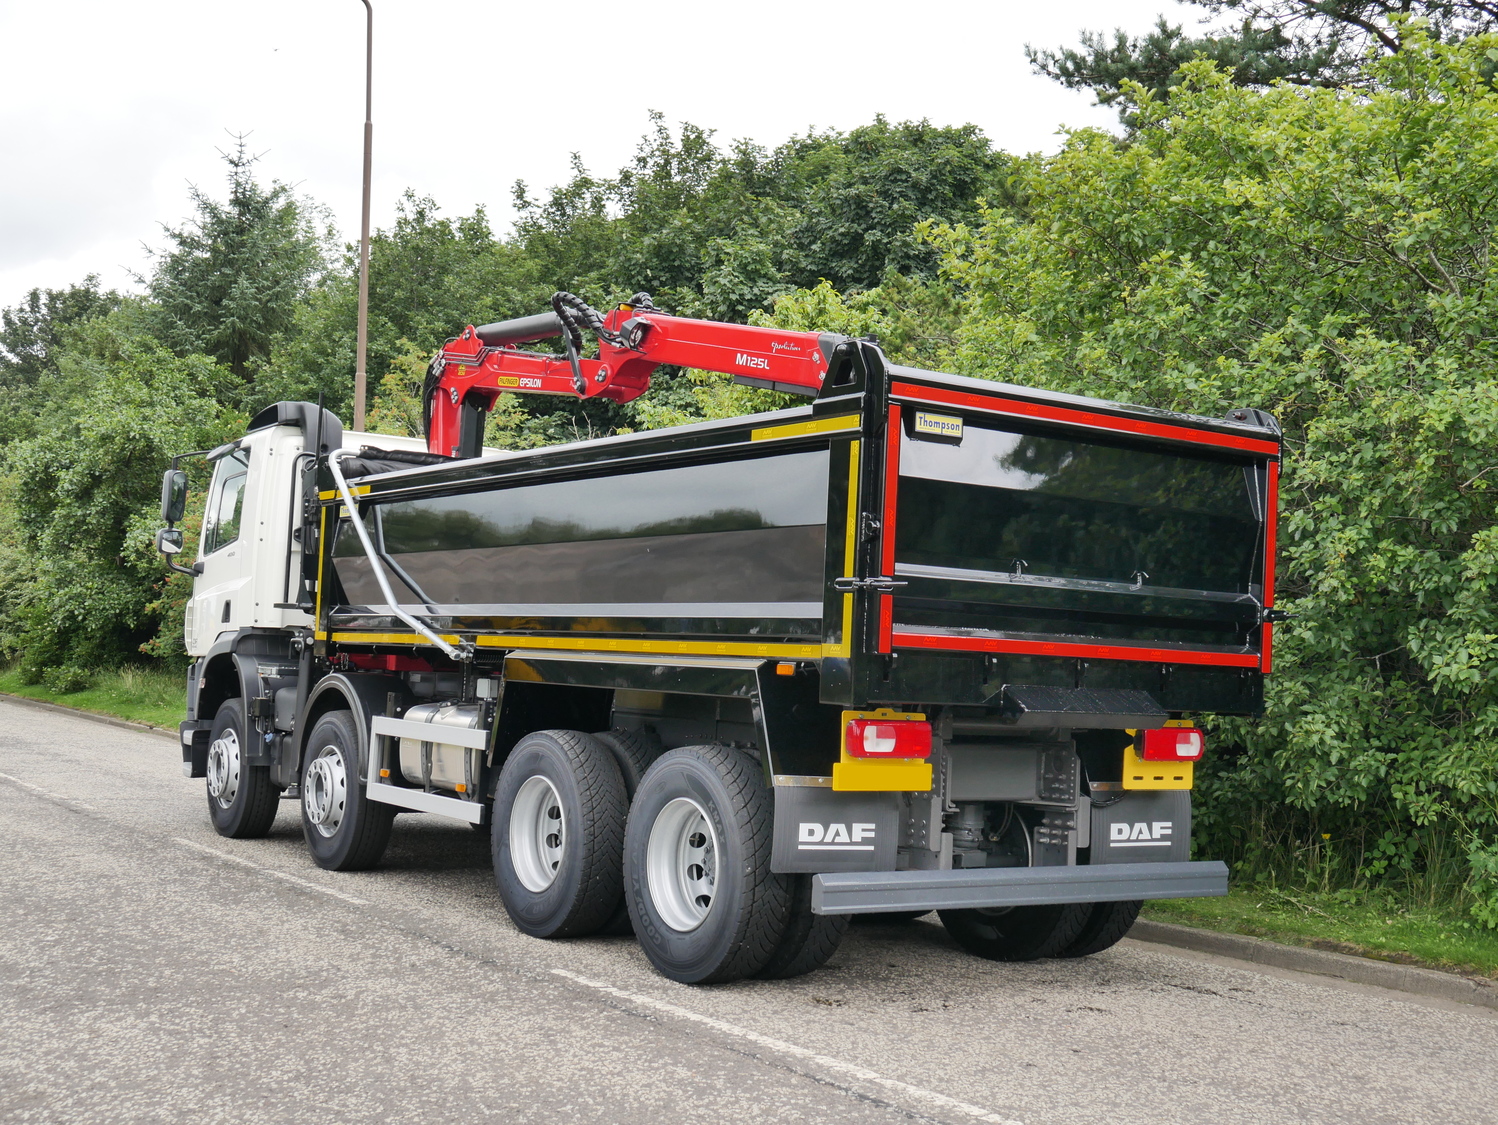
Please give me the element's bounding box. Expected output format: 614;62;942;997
1109;821;1174;847
798;822;877;850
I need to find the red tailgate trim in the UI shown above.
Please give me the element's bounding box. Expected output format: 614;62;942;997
891;630;1261;669
891;382;1281;457
1260;459;1280;674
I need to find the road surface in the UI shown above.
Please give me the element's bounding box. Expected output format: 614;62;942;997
2;698;1494;1125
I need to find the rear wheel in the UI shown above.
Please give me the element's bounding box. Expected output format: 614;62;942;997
754;874;848;979
492;730;626;938
594;728;664;795
206;698;279;839
853;911;929;925
301;709;394;871
625;745;791;984
1056;900;1142;957
593;728;664;935
939;902;1091;962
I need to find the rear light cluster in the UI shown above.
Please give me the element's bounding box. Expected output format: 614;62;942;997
1140;727;1205;761
845;719;932;759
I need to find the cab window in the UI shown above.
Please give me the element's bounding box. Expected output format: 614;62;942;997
203;449;250;556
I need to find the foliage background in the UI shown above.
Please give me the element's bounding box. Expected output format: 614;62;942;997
4;19;1498;921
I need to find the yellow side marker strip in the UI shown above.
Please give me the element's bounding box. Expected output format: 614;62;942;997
319;484;370;500
477;634;824;659
751;415;860;442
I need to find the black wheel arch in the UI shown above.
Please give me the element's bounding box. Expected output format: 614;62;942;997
192;628;298;723
296;672;411;784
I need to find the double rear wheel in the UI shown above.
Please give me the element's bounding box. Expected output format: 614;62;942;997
940;899;1141;961
623;745;792;983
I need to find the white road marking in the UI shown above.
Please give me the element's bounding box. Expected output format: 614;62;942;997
550;968;1024;1125
0;771;98;810
171;837;370;906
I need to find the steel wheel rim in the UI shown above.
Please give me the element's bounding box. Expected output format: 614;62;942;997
646;797;718;933
206;727;241;808
303;745;348;838
510;775;565;892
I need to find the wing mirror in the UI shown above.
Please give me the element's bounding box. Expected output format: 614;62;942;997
155;527;184;555
160;469;188;523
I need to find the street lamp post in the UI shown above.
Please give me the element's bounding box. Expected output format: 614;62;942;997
353;0;373;431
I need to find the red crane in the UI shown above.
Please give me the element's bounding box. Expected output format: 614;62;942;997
423;293;847;457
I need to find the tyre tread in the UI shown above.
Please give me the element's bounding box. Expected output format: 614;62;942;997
754;874;848;979
627;743;790;984
303;710;394;872
208;698;279;840
1056;899;1142;958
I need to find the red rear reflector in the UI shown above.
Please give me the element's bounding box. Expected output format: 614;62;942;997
845;719;932;759
1140;728;1204;761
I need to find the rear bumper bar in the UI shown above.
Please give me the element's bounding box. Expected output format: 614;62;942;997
810;860;1228;915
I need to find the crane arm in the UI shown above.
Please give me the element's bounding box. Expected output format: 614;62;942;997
424;293;848;457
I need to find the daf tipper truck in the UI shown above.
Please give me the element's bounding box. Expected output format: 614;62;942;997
155;292;1284;984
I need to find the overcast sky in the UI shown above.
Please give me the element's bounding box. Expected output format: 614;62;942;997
0;0;1183;310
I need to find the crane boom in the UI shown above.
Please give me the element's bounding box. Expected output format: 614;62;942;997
424;293;848;457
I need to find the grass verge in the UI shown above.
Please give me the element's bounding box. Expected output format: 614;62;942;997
0;664;185;730
1143;886;1498;979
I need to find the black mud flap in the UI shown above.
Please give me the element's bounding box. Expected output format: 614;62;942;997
771;786;899;873
1090;791;1191;864
180;721;213;778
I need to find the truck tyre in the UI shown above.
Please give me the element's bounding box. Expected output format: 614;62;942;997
939;903;1091;962
593;728;663;796
492;730;627;938
854;911;929;925
1056;900;1142;958
593;728;665;935
754;874;848;979
301;709;394;872
624;745;791;984
206;698;279;839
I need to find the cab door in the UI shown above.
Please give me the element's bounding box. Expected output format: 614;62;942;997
189;447;253;654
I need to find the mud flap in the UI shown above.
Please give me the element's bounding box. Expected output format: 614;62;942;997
771;786;898;873
1090;791;1191;864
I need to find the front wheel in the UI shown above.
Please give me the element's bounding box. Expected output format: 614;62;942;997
939;902;1091;962
206;698;279;839
300;710;394;871
624;745;791;984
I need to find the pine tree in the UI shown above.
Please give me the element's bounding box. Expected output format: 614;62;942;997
145;136;326;383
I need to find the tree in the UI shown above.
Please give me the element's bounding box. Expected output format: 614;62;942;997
2;310;236;674
788;118;1010;293
931;34;1498;919
145;137;327;385
0;277;121;444
0;275;120;390
1028;2;1498;112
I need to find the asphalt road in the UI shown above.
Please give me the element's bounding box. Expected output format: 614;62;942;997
2;699;1496;1125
